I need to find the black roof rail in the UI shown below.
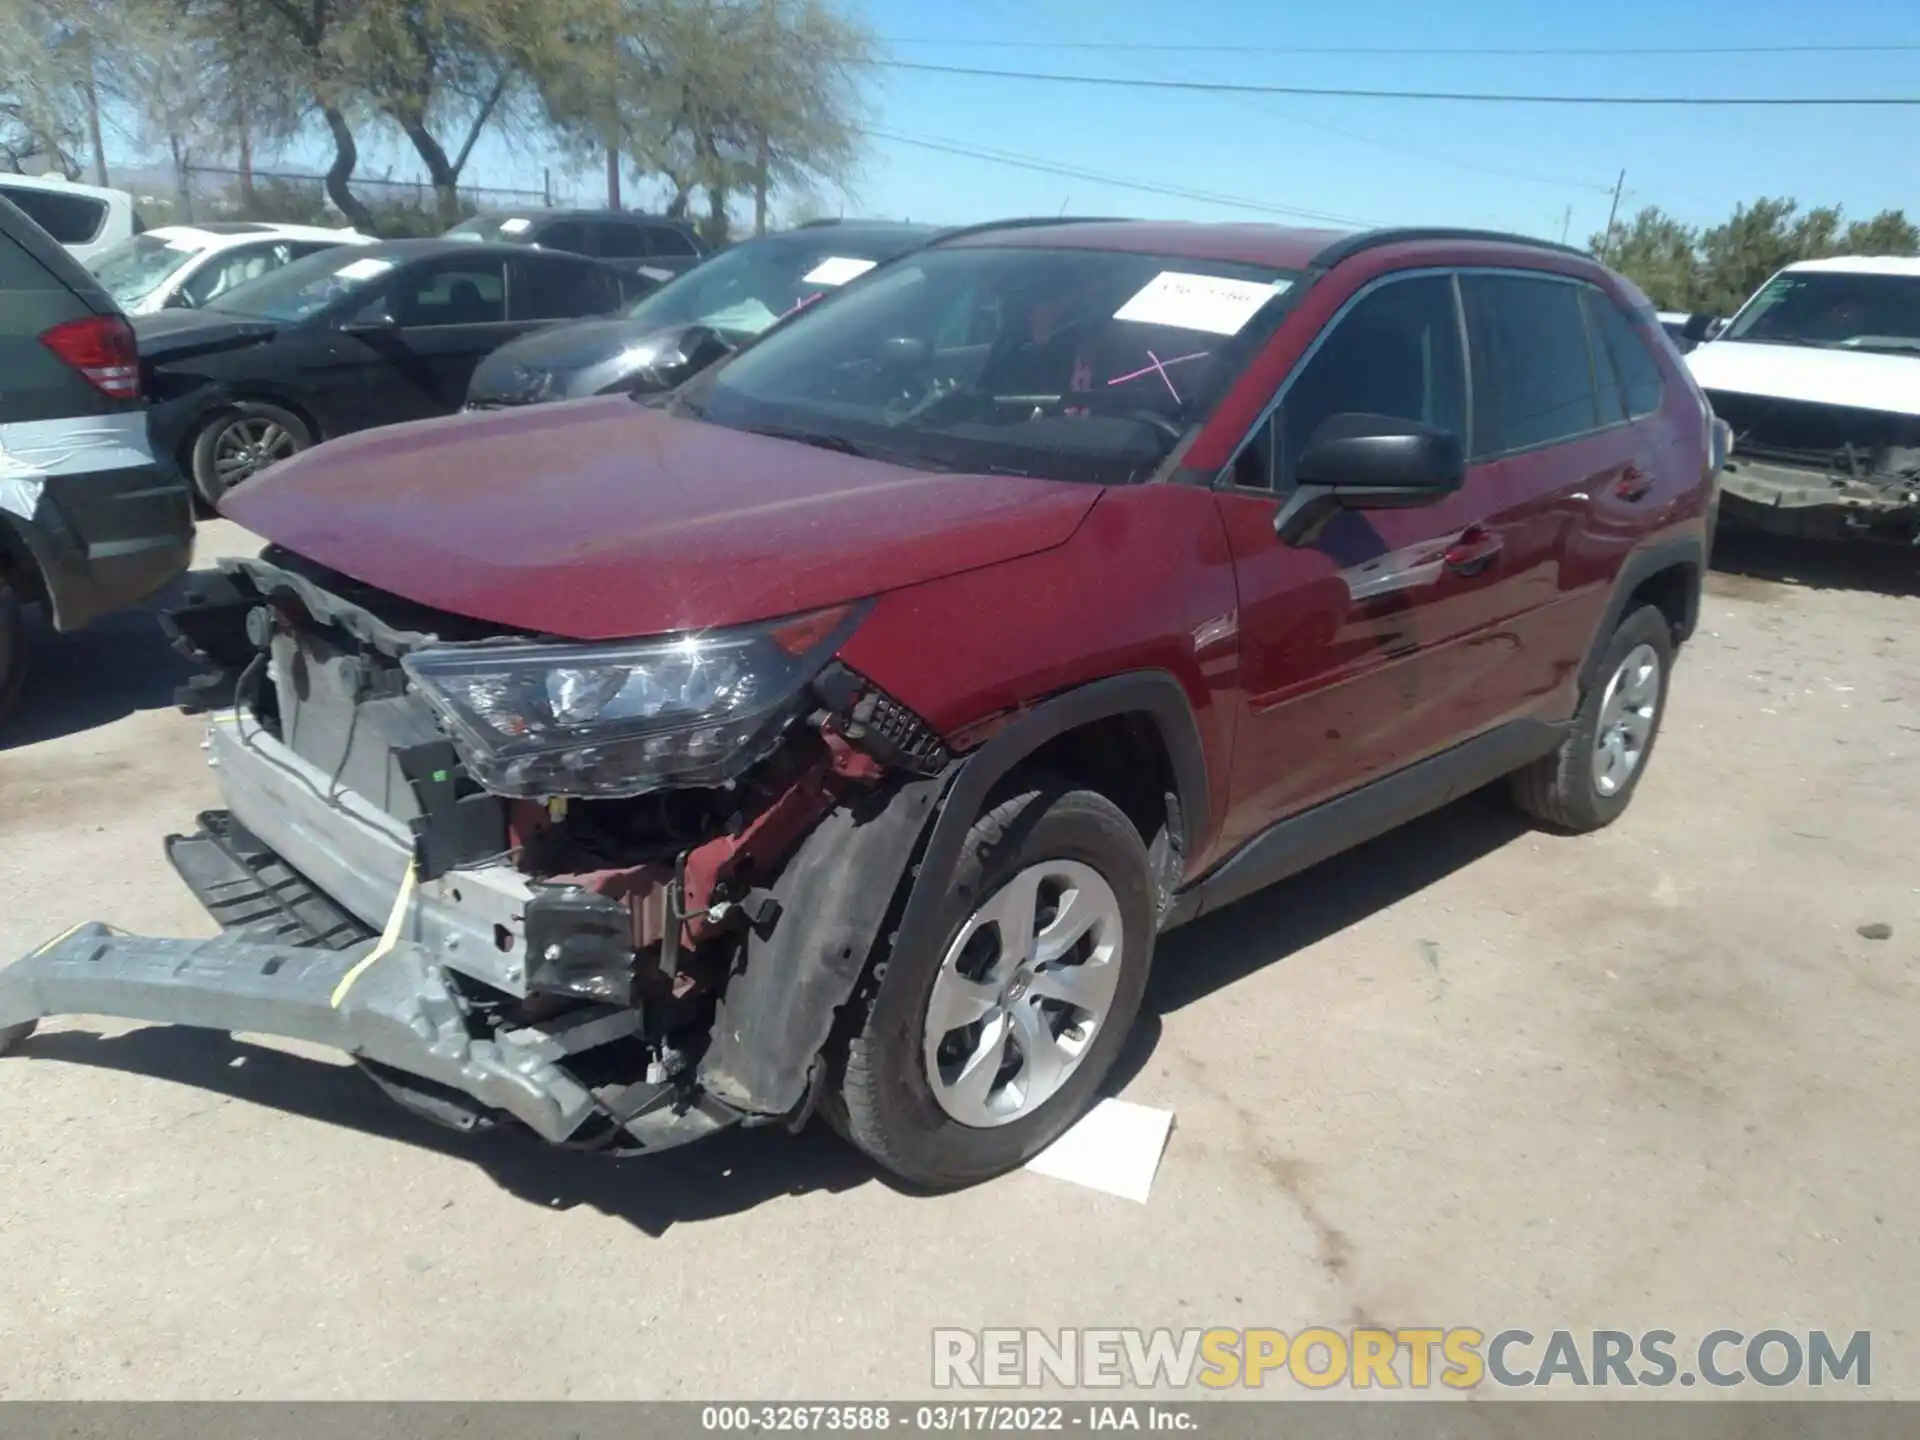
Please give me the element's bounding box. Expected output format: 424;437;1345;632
925;215;1134;246
796;217;843;228
1312;227;1596;270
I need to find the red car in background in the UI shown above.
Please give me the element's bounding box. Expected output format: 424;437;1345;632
1;219;1724;1190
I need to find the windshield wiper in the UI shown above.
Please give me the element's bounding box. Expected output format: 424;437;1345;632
740;423;876;458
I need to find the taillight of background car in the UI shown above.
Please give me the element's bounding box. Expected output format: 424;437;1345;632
38;314;140;400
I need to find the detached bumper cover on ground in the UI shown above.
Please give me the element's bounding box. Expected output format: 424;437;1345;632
0;923;733;1147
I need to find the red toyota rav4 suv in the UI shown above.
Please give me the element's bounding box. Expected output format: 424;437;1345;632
2;221;1724;1189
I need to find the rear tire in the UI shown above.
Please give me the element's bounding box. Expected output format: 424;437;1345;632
189;401;312;509
832;778;1156;1189
1511;604;1674;832
0;571;25;724
0;1021;35;1055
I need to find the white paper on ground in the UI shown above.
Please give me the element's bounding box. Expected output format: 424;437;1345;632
1024;1097;1174;1203
1113;271;1291;336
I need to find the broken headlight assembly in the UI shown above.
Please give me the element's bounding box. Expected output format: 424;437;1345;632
400;605;864;799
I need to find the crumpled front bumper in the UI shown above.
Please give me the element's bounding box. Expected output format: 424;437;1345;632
1719;459;1920;544
0;923;734;1150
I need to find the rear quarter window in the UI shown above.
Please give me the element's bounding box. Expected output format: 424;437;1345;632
1587;290;1665;418
0;184;107;245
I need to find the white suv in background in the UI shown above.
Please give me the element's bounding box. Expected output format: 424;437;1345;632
0;174;138;264
87;221;371;315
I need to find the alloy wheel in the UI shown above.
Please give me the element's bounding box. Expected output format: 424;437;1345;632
921;858;1125;1129
1592;642;1661;797
212;416;299;487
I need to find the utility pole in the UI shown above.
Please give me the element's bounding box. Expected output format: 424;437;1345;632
1560;204;1572;245
1600;168;1626;261
752;0;775;234
606;135;621;209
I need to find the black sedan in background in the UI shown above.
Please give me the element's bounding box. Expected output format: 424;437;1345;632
137;239;646;505
464;221;941;410
444;209;704;281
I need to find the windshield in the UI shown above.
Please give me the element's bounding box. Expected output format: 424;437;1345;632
626;235;919;337
1722;270;1920;354
682;245;1299;485
445;215;535;244
205;248;399;322
89;231;207;303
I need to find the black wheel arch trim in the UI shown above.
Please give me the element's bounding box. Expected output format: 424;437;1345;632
1578;535;1705;695
696;670;1211;1119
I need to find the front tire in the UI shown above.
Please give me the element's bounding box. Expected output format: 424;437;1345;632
189;402;312;509
1511;604;1674;832
832;779;1156;1189
0;1021;35;1055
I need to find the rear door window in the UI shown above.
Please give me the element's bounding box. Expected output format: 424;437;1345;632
1581;289;1627;425
536;220;592;256
512;256;621;319
0;184;107;245
594;222;650;260
390;261;507;325
1258;272;1468;491
1462;273;1600;457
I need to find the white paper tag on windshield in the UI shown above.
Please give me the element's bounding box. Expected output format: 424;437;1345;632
802;255;877;286
1114;272;1291;335
499;217;533;234
335;257;395;281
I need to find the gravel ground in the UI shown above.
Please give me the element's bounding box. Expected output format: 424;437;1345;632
0;521;1915;1400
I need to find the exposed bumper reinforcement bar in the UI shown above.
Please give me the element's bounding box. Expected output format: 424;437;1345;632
0;925;615;1146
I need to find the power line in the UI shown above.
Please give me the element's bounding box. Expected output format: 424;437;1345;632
869;128;1382;226
884;37;1920;57
940;0;1619;199
878;60;1920;105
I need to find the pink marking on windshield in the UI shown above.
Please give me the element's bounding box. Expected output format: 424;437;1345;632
1106;349;1209;402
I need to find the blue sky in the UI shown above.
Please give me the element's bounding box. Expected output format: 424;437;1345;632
157;0;1920;243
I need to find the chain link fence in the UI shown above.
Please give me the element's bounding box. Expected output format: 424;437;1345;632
136;164;577;235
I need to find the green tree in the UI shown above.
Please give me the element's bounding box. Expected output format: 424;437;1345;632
1843;209;1920;255
1592;205;1698;310
544;0;872;240
1696;197;1813;315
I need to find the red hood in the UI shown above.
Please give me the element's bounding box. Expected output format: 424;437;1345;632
222;398;1102;639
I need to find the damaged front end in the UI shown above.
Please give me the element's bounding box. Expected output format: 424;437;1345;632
0;549;952;1154
1707;389;1920;545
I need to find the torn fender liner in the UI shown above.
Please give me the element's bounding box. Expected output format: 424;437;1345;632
0;925;598;1143
699;772;946;1117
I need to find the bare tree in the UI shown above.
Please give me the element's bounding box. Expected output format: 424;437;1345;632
544;0;872;239
0;0;95;174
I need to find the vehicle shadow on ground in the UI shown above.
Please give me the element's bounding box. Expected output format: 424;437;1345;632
15;787;1530;1230
1146;785;1530;1015
1709;529;1920;599
2;592;192;750
17;1024;879;1233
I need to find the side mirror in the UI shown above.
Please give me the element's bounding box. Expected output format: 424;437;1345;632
340;308;397;335
1274;413;1464;545
1680;313;1718;349
622;323;733;394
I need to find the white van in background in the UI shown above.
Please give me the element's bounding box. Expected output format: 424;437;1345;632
0;173;138;265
